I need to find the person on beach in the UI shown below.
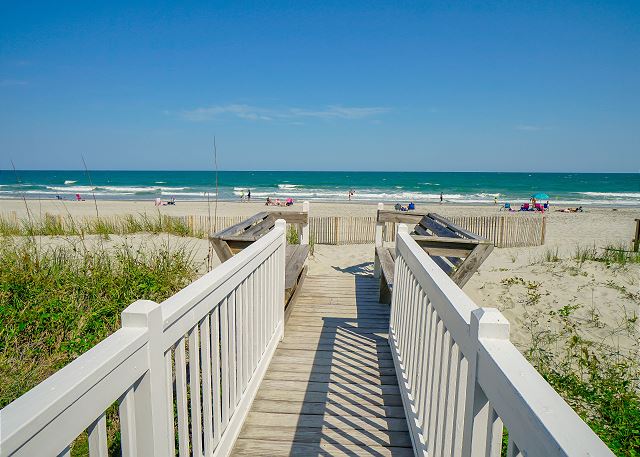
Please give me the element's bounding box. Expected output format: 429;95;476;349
440;192;443;204
240;190;245;202
247;189;251;201
265;197;272;206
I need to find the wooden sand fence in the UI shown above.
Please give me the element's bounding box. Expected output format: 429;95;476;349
1;212;546;247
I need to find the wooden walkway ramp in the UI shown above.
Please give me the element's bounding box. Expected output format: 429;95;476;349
231;274;414;456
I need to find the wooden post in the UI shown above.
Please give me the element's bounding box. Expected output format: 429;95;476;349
633;219;640;252
333;216;339;245
301;201;310;245
541;215;547;246
121;300;172;457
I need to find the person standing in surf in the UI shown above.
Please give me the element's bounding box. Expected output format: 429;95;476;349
247;189;251;201
440;192;443;204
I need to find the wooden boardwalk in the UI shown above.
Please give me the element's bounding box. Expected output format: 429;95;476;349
231;274;413;456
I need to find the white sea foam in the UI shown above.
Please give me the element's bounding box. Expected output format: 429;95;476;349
47;186;96;192
278;184;300;189
577;192;640;198
161;191;214;197
64;180;77;185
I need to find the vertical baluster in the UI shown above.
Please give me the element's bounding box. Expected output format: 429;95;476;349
236;282;245;396
396;259;409;354
506;435;523;457
242;279;249;391
413;294;430;428
87;412;108;457
434;331;453;456
58;445;71;457
404;273;416;383
188;326;203;456
164;351;175;456
248;272;256;373
419;303;436;430
220;297;230;429
441;342;460;457
200;316;214;455
174;338;190;456
228;290;237;413
487;407;504;457
452;353;468;457
210;308;222;446
426;317;444;452
119;387;136;456
408;279;422;390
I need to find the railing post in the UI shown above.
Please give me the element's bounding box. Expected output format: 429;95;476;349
374;203;384;278
301;201;310;245
121;300;171;457
461;308;510;457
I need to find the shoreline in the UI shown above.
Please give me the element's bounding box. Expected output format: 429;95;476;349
2;195;640;209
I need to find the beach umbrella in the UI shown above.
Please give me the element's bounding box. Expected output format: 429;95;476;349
531;192;549;200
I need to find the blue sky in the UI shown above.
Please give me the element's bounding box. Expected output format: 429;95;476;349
1;0;639;172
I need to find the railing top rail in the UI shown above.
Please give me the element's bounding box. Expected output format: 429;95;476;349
161;221;285;349
477;338;613;455
0;328;148;455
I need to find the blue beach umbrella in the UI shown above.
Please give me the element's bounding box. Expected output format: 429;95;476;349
531;192;549;200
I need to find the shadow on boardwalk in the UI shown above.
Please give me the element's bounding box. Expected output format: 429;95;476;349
231;272;413;456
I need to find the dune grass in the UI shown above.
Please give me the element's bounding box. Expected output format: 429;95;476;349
0;236;198;455
0;212;200;239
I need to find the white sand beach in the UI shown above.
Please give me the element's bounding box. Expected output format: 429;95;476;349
3;198;639;356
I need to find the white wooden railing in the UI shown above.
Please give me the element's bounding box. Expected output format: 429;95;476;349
0;220;286;457
389;224;613;457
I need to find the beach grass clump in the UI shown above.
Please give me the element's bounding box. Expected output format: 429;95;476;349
0;212;199;239
526;315;640;456
0;237;198;455
286;224;300;244
572;243;640;266
0;238;198;408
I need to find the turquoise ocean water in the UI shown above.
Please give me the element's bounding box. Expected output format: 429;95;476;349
1;171;639;206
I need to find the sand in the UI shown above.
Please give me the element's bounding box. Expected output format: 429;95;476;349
3;198;639;356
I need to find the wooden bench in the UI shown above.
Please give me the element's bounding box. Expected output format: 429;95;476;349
209;203;310;317
374;207;493;303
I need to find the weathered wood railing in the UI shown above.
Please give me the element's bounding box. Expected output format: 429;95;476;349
389;224;613;457
0;220;287;457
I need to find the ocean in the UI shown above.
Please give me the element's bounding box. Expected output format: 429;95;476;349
1;170;639;206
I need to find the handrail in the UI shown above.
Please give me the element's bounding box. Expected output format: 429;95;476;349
390;224;613;457
0;219;287;457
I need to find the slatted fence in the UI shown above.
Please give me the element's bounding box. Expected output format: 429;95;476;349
1;212;546;247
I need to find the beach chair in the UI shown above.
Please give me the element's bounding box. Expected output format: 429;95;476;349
520;203;530;211
75;194;83;201
543;202;549;210
534;203;543;211
501;202;511;211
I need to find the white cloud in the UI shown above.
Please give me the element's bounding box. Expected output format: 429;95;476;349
516;124;544;131
178;104;389;122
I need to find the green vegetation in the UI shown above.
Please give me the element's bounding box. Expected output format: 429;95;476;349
574;243;640;266
0;236;198;455
0;212;200;239
501;275;640;456
286;223;300;244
